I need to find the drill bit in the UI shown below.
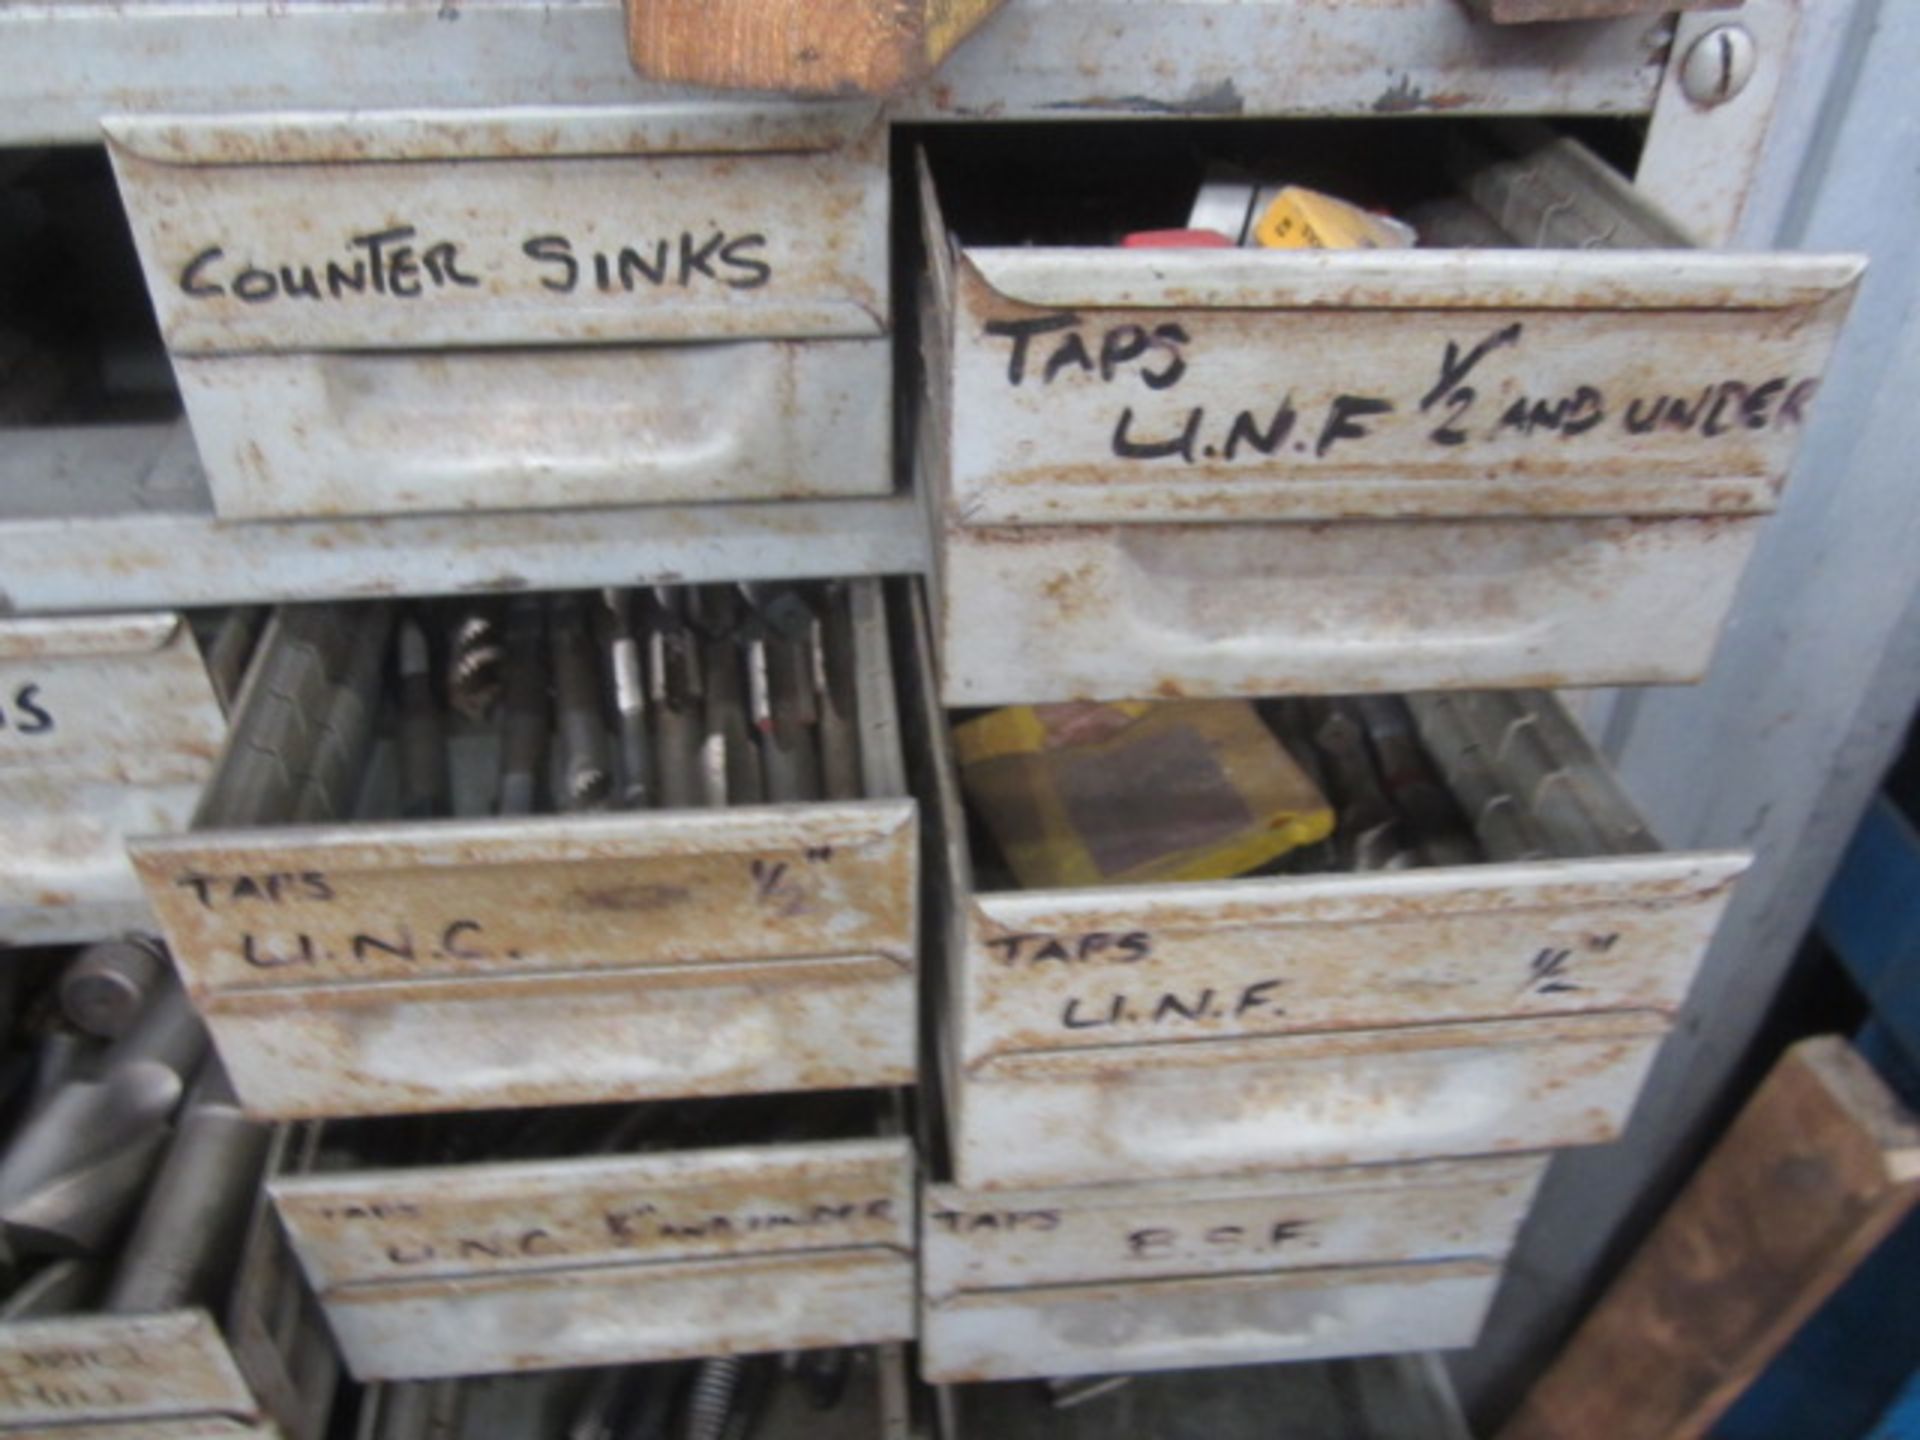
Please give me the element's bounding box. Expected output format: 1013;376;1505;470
447;607;506;723
0;979;205;1256
647;589;704;811
550;595;613;812
692;587;760;808
1308;700;1415;872
398;615;452;821
1350;695;1481;868
58;938;165;1041
296;603;394;824
812;585;862;802
599;590;652;810
496;597;549;817
743;587;822;805
103;1065;272;1314
1406;693;1555;863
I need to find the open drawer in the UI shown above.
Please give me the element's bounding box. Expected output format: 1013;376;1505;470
898;582;1742;1188
269;1093;916;1381
0;1127;337;1440
0;612;234;946
104;104;890;519
129;580;916;1119
916;121;1864;703
919;1153;1544;1381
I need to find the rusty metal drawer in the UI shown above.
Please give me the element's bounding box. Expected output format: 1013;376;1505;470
921;1260;1503;1384
0;612;230;946
104;103;889;521
920;1153;1542;1380
129;581;916;1119
168;338;891;520
916;124;1864;703
269;1097;916;1380
899;585;1742;1189
0;1129;337;1440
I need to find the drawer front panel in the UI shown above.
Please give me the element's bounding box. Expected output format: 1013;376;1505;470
919;1260;1500;1384
273;1138;913;1288
132;802;915;995
934;512;1763;704
922;1156;1544;1295
204;959;915;1117
0;615;222;785
0;1313;254;1430
0;783;202;945
950;1014;1666;1189
962;852;1744;1063
946;252;1858;526
108;105;888;353
178;339;892;520
320;1250;916;1381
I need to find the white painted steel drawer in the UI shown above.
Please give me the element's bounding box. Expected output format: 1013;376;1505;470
129;583;917;1119
916;126;1865;703
0;1130;336;1440
0;613;227;947
104;104;890;520
922;1261;1503;1384
270;1122;917;1381
920;1153;1541;1381
900;584;1742;1189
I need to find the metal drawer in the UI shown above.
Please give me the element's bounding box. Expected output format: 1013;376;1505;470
899;584;1741;1189
0;613;227;946
269;1101;916;1380
916;125;1864;703
921;1260;1502;1384
920;1152;1541;1381
104;103;889;521
0;1129;337;1440
170;339;891;520
128;581;916;1119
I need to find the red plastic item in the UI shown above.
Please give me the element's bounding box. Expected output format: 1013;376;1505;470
1121;228;1235;249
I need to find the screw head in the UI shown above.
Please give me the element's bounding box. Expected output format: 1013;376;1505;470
1680;24;1758;108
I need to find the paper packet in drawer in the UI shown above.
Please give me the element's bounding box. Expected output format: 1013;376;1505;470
1251;185;1418;250
954;700;1333;889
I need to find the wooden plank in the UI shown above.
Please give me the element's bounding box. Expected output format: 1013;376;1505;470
1498;1036;1920;1440
625;0;1008;95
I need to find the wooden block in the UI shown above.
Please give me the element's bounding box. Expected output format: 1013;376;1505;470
1459;0;1739;22
626;0;1008;96
1499;1036;1920;1440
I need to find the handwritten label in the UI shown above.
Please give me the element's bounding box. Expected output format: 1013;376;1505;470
326;1192;897;1271
0;682;55;738
928;1206;1062;1236
1125;1217;1312;1261
982;315;1819;467
176;225;772;309
985;929;1152;968
748;846;836;919
1527;931;1618;997
1059;977;1284;1032
0;1341;151;1412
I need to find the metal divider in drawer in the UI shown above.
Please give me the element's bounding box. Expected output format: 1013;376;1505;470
172;339;892;521
0;1127;337;1440
105;104;888;354
916;124;1863;701
1;613;230;945
269;1101;915;1380
129;581;917;1118
919;1260;1504;1384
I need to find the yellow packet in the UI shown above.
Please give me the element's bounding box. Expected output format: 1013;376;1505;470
1252;185;1416;251
954;700;1335;890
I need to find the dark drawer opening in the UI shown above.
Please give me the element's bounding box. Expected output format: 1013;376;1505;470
197;580;903;832
909;116;1665;253
950;690;1661;896
310;1087;903;1174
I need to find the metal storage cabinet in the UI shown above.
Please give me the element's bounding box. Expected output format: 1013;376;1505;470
106;105;890;521
129;582;918;1119
0;1129;336;1440
0;612;229;946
